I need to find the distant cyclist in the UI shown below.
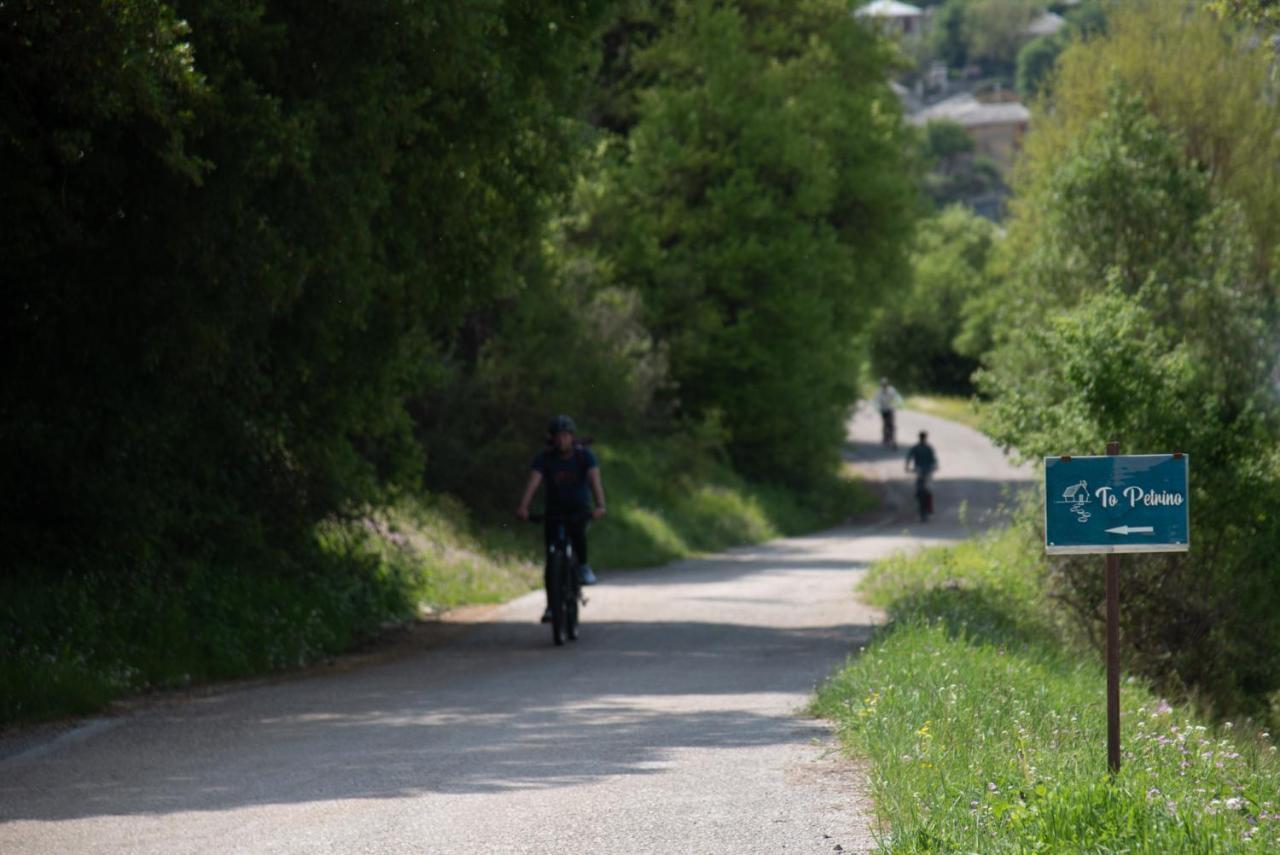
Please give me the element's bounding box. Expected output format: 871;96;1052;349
905;430;938;521
874;377;904;449
516;415;607;622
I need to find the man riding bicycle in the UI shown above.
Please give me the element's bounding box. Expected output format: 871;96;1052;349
516;415;606;623
905;430;938;522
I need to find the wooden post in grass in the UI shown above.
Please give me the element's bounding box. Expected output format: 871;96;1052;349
1044;443;1189;777
1105;440;1121;775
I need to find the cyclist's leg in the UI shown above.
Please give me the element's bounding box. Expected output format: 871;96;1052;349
570;518;596;585
542;519;556;614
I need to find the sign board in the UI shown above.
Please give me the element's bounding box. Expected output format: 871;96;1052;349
1044;454;1189;555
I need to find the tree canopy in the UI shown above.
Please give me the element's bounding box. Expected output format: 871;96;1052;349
585;0;916;485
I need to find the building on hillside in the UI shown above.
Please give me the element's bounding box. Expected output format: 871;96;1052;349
855;0;926;39
911;92;1030;175
1023;11;1067;39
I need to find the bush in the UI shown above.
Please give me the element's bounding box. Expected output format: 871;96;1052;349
867;206;998;394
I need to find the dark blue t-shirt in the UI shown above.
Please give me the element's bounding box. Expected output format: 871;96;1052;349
532;446;598;512
906;442;937;473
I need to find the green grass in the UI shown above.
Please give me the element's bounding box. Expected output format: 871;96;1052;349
905;394;986;431
588;440;876;569
0;497;541;726
369;495;542;611
813;526;1280;852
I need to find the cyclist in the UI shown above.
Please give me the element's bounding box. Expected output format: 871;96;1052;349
516;415;607;622
905;430;938;521
874;377;903;449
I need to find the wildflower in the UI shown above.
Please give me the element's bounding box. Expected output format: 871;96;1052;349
1227;797;1245;811
988;782;999;792
1155;700;1173;715
1147;787;1162;800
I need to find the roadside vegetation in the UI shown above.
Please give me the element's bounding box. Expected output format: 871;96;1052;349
2;1;904;726
869;0;1280;725
826;2;1280;848
1;433;873;725
815;523;1280;852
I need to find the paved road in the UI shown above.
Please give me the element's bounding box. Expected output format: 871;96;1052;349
0;407;1029;855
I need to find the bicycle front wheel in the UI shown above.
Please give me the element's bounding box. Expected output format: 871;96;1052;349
566;582;579;641
548;553;569;646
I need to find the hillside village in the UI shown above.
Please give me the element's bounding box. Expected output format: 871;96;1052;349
858;0;1098;218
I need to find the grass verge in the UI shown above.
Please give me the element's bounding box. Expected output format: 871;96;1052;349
588;439;876;569
813;526;1280;852
905;395;985;431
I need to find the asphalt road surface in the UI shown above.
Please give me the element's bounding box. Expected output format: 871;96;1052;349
0;406;1030;855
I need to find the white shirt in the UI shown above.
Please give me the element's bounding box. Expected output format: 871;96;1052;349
874;385;902;412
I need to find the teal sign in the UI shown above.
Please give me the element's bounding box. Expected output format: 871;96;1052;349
1044;454;1189;554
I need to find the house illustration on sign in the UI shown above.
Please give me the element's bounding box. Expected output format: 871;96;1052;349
1058;479;1091;522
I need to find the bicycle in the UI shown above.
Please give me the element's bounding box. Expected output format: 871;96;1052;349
881;409;897;449
914;469;934;522
530;512;589;646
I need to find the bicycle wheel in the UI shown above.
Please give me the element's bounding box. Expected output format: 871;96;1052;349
548;553;568;646
915;480;930;522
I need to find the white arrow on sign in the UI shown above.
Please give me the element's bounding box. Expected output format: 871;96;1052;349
1106;525;1155;535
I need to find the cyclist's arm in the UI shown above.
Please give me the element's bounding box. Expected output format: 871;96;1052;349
588;467;606;518
516;470;543;519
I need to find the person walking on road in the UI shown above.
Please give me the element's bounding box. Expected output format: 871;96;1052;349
874;377;904;449
905;430;938;522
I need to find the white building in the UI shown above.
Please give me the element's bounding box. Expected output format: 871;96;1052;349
855;0;926;38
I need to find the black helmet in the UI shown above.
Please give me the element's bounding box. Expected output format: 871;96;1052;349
547;414;577;436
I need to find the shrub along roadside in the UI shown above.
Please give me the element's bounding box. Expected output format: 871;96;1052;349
813;527;1280;852
3;439;875;726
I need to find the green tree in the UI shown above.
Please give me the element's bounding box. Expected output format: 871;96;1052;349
1015;34;1061;99
590;0;916;486
1;0;612;571
920;120;1004;210
965;0;1038;71
979;87;1280;715
931;0;969;68
1208;0;1280;26
1018;0;1280;278
868;206;999;394
924;120;975;162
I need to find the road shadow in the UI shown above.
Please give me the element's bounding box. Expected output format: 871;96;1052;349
843;435;906;464
0;619;876;823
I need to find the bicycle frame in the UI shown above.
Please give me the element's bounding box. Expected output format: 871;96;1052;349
531;512;588;645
